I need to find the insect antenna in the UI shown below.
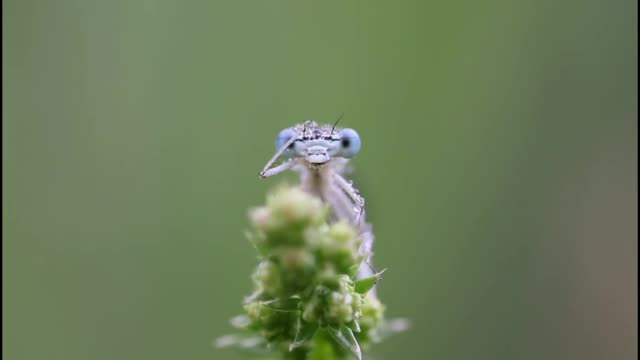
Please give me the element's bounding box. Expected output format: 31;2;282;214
331;113;345;134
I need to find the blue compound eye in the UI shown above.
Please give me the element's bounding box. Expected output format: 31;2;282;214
275;128;296;150
338;128;361;158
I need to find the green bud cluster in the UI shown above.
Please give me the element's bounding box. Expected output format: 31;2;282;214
222;186;387;359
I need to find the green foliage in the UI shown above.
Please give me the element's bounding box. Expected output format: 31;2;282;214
218;186;392;359
354;270;386;295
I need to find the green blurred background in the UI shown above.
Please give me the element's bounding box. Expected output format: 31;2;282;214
3;0;637;359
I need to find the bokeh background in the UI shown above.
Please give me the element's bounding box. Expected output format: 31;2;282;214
3;0;637;359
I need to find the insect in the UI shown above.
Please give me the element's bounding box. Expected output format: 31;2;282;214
259;120;375;279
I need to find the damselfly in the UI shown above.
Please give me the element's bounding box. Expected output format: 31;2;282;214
259;120;375;279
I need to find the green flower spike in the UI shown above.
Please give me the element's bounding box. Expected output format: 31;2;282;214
217;186;406;360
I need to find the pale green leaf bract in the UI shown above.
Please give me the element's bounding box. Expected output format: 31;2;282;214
288;318;319;351
328;325;362;360
214;334;267;352
354;268;387;294
348;319;361;333
261;296;301;312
